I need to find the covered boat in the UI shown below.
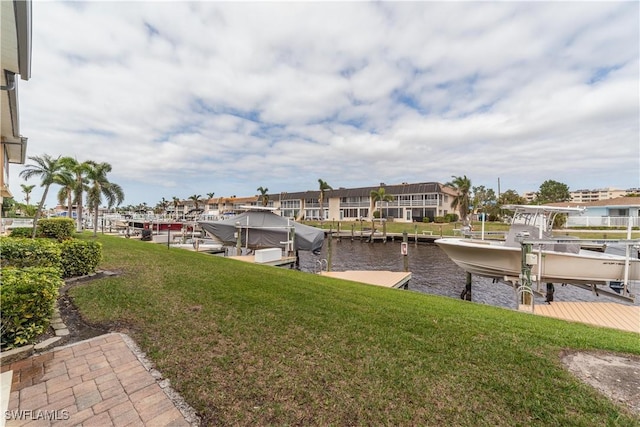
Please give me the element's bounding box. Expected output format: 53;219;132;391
198;209;324;254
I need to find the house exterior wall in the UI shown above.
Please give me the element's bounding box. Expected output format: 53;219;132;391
565;197;640;228
1;0;32;203
273;182;456;223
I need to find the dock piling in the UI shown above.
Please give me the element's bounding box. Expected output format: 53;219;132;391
461;273;472;301
403;231;409;273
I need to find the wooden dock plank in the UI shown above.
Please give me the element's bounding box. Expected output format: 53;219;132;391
227;255;297;267
319;271;411;289
522;302;639;334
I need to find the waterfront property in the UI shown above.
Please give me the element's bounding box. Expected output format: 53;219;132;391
278;182;458;223
63;233;640;425
175;181;458;223
562;196;640;228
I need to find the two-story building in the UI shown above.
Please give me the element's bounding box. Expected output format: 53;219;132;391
163;182;457;223
271;182;457;223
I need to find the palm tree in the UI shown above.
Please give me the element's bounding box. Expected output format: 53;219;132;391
20;184;35;205
86;162;124;236
19;154;64;237
257;186;269;207
206;192;215;200
56;171;76;219
59;157;92;232
156;198;170;215
370;187;393;219
447;175;472;225
188;194;203;211
172;196;181;220
318;179;332;220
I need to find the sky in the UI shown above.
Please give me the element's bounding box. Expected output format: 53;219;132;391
11;1;640;207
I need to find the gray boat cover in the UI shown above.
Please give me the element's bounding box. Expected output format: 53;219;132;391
199;211;325;254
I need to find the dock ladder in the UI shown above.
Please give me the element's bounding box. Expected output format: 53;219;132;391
315;259;328;273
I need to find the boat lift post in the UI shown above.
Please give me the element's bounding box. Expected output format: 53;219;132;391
518;241;535;310
623;220;632;291
235;221;242;255
520;237;638;303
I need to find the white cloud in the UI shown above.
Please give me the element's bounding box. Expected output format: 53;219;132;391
10;1;639;207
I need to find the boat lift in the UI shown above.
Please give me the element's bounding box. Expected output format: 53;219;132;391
515;237;638;309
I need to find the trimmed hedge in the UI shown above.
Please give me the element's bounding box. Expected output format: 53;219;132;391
9;227;35;238
0;237;62;272
37;218;75;241
0;237;102;278
0;267;63;349
60;240;102;277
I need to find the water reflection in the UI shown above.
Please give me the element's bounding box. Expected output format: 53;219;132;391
298;239;638;309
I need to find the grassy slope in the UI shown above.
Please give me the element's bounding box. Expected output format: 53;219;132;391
71;234;640;426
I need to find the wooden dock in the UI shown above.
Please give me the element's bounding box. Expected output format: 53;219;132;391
319;270;411;289
330;231;440;243
227;255;297;267
520;302;639;334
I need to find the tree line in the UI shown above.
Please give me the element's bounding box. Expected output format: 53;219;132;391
447;175;574;225
6;162;593;231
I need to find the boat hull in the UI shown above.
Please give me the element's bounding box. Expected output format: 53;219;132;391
125;221;189;232
435;238;640;285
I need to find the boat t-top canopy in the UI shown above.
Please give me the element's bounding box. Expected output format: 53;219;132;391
502;205;585;215
501;204;585;234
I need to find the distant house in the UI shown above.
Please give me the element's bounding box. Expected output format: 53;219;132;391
558;197;640;228
1;0;32;204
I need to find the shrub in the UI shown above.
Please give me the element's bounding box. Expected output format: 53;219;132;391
0;267;63;349
444;213;459;223
9;227;34;238
0;237;62;272
434;216;446;223
37;218;75;241
60;240;102;277
422;217;430;223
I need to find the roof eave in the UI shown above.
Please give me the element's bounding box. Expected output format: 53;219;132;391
3;136;28;164
15;0;32;81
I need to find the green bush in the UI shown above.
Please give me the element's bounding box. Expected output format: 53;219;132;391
9;227;34;238
60;240;102;277
0;237;62;272
0;267;63;349
434;216;446;223
37;218;75;241
422;217;430;223
444;213;459;223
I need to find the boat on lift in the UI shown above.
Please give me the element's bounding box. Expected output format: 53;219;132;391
435;205;639;301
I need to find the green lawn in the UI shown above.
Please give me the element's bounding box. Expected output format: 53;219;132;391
71;233;639;425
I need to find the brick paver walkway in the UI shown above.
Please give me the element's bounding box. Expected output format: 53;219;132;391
1;333;194;426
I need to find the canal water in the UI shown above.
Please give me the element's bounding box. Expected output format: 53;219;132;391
297;239;639;309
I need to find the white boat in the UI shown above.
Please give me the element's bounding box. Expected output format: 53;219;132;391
170;238;224;253
435;205;640;297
